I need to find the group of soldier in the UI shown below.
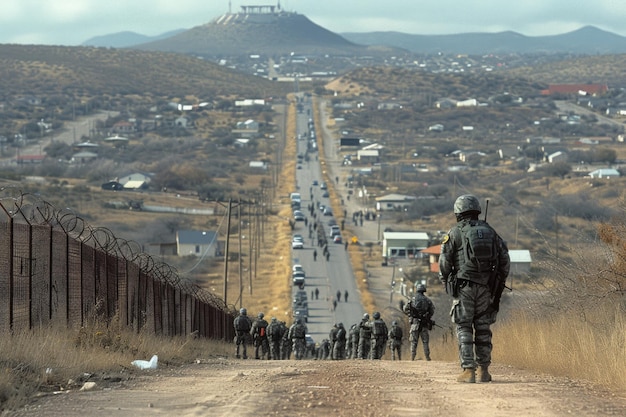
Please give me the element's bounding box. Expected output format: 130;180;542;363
233;309;311;360
233;283;436;362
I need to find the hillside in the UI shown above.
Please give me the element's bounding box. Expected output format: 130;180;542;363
0;44;286;98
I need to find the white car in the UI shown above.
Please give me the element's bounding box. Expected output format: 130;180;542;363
292;264;305;275
292;238;304;249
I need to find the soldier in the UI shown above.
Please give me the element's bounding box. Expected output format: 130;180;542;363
333;323;347;360
388;320;403;360
318;338;331;360
266;317;285;360
344;290;349;302
346;323;355;359
439;194;510;383
288;318;308;360
280;321;292;360
233;308;252;359
328;323;338;360
403;284;435;361
350;323;361;359
370;312;388;360
358;313;372;359
250;312;269;360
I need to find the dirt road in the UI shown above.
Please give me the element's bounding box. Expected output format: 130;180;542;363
12;358;626;416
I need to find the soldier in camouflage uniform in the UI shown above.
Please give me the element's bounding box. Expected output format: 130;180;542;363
358;314;372;359
266;317;285;360
280;321;292;360
333;323;347;360
250;312;269;360
439;194;510;383
387;320;403;361
369;312;388;360
328;323;338;360
318;338;331;360
403;284;435;361
288;318;308;360
233;308;252;359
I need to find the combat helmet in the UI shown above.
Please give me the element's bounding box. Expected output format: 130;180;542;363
453;194;481;215
257;312;264;319
416;284;427;293
239;308;247;316
373;312;381;320
363;313;370;320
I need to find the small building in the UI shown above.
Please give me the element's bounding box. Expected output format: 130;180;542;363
547;151;567;163
509;249;532;275
382;231;430;261
375;193;417;211
588;168;620;179
118;172;152;186
176;230;219;257
357;149;379;163
71;151;98;163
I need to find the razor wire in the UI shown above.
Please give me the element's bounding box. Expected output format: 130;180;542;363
0;189;230;312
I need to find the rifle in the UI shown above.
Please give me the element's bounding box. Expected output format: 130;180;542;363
483;198;490;222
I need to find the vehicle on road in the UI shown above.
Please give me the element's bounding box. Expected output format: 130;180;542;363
293;210;306;221
294;307;309;322
292;238;304;249
333;235;342;244
323;207;333;216
320;182;327;190
329;225;341;237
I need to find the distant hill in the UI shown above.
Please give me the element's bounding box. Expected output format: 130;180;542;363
82;29;186;48
341;26;626;55
90;12;400;57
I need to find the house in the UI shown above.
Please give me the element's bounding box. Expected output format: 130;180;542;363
382;232;430;262
118;172;152;186
71;151;98;163
357;149;379;163
509;250;532;275
249;161;268;170
588;168;620;178
16;154;45;164
375;194;417;211
176;230;219;257
547;151;568;163
420;244;441;273
111;120;135;134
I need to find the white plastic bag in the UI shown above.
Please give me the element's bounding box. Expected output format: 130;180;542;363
131;354;158;370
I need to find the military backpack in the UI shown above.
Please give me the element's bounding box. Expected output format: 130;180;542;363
458;219;498;276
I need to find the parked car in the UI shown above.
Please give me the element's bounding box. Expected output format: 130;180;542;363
329;225;341;237
320;182;327;190
333;235;342;244
312;180;319;186
292;238;304;249
323;207;333;216
322;191;329;198
293;210;306;221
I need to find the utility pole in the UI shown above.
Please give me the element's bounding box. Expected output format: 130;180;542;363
222;199;232;306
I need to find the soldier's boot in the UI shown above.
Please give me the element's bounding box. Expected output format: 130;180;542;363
411;352;416;361
457;368;476;383
425;355;431;361
477;365;492;382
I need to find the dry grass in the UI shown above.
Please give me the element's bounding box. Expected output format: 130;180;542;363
495;303;626;391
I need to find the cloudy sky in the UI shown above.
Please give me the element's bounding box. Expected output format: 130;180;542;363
2;0;626;45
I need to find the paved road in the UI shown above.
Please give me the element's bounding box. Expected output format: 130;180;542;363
290;94;364;344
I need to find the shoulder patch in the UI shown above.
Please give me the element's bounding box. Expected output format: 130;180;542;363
442;234;449;244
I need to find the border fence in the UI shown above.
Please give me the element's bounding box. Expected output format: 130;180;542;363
0;189;235;341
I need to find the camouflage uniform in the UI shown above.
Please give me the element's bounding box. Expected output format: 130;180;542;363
358;315;372;359
369;313;388;360
288;319;308;360
233;308;252;359
318;339;331;360
267;317;285;360
403;289;435;361
333;323;347;360
328;324;338;360
346;324;356;359
387;321;403;361
439;194;510;382
280;321;292;359
250;313;269;360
